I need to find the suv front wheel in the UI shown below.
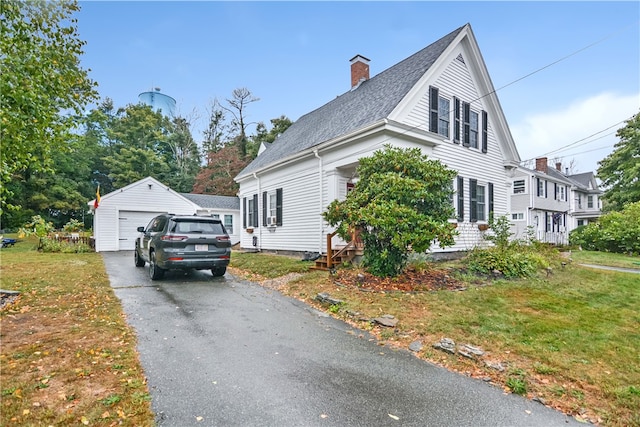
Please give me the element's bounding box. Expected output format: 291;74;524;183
149;251;165;280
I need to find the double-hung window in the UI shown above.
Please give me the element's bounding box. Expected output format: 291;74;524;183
224;215;233;234
476;184;486;221
587;195;594;209
469;110;479;148
247;197;256;227
469;179;486;222
438;97;450;138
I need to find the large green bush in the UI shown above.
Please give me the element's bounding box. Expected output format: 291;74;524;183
323;145;456;277
569;201;640;254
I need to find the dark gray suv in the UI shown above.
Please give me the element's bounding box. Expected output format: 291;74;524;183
134;214;231;280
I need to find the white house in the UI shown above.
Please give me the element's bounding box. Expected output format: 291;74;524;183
235;24;521;256
88;176;240;252
509;158;602;245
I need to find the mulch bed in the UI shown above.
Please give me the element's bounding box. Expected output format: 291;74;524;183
333;267;467;293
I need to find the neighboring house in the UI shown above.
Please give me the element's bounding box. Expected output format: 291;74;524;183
88;176;240;252
566;171;603;229
509;158;602;245
235;24;521;256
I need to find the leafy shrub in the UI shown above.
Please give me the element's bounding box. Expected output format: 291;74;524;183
40;237;92;253
569;201;640;254
483;214;513;248
18;215;54;238
465;244;551;278
62;219;84;233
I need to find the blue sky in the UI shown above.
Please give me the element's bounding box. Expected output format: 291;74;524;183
76;1;639;174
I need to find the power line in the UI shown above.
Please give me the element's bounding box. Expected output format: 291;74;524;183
520;118;629;164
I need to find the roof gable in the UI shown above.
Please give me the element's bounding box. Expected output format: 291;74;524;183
237;25;467;179
88;176;200;209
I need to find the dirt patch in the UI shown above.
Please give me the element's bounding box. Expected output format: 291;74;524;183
333;267;467;293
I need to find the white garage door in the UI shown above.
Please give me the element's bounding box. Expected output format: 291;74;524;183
118;211;165;250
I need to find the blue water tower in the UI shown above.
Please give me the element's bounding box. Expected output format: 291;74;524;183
138;88;176;117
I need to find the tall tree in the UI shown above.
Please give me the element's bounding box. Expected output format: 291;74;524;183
192;145;248;196
248;115;293;158
202;100;229;155
164;117;201;192
220;88;259;158
0;0;98;213
597;112;640;212
323;145;456;277
100;103;200;191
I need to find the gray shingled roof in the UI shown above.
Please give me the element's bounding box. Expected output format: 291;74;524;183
180;193;240;210
567;172;594;188
524;166;601;193
236;25;466;179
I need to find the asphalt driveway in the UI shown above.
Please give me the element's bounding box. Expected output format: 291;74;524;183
102;251;583;426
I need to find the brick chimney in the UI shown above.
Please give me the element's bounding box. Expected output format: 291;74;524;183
350;55;370;88
535;157;548;174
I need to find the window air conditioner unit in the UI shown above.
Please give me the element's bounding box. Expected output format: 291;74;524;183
267;216;277;226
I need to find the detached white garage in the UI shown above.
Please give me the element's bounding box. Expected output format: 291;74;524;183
88;177;240;252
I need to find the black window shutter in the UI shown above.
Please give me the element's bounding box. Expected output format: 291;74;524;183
469;178;477;222
453;97;461;144
488;182;494;217
463;102;470;147
262;191;267;227
553;183;557;200
242;197;247;229
457;176;464;221
252;194;258;227
276;188;283;226
429;86;439;133
544;181;548;199
482;110;488;153
536;178;541;197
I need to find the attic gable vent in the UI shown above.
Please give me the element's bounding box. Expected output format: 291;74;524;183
456;53;465;64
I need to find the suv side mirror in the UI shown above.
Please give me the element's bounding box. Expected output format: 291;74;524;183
137;226;145;232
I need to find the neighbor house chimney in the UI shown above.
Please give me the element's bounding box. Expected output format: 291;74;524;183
350;54;370;88
556;162;562;172
535;157;548;174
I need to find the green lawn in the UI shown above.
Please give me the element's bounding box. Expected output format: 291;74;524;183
569;249;640;270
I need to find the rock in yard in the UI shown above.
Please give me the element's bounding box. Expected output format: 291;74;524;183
485;360;506;372
409;341;423;352
315;292;343;306
458;344;485;360
433;338;456;354
373;315;398;327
